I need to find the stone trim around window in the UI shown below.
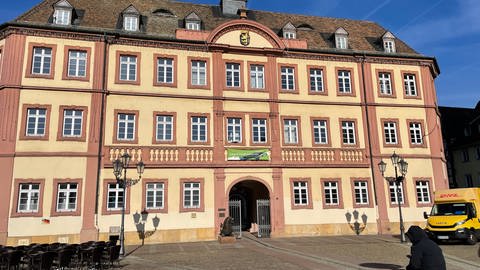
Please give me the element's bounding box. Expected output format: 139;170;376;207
335;67;356;97
11;178;46;218
224;112;246;146
406;119;427;148
307;65;328;96
113;109;139;144
339;118;359;148
62;45;92;82
413;177;434;207
187;56;211;90
289;177;313;210
152;54;178;88
57;105;88;142
142;179;169;214
50;178;83;217
25;43;57;79
350;177;374;208
310;117;332;147
320;178;344;209
152;111;177;145
380;118;402;148
223;59;244;92
102;179;131;215
179;178;205;213
401;70;422;100
115;50;141;85
280;115;302;146
277;63;299;94
375;69;396;98
19;104;52;141
187;112;211;145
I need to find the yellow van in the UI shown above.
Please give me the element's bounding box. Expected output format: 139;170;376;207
424;188;480;244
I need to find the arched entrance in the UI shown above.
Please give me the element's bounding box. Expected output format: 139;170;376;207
228;180;270;237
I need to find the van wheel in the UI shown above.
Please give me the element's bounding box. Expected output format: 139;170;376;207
466;231;477;245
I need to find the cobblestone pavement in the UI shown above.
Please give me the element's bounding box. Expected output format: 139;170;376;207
119;234;480;270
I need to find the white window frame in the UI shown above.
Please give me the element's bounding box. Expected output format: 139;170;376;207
283;31;296;39
191;116;207;142
384;40;395;53
252;118;267;144
309;68;324;92
227;118;242;143
384;122;398;144
324;181;339;205
32;47;52;75
293;181;308;206
354;181;369;205
119;55;137;81
283;119;298;144
63;109;83;137
183;182;200;208
54;8;71;25
67;50;87;77
250;64;264;89
281;67;295;90
415;181;431;204
18;183;40;213
146;183;164;210
186;21;200;30
156;115;173;142
313;120;328;144
226;63;241;88
404;74;417;96
107;183;124;211
157;58;174;84
123;15;139;31
56;183;78;212
26;108;47;136
379;72;392;95
191;60;207;86
338;70;352;93
336;35;348;49
341;121;356;145
389;182;404;205
409;122;423;145
117;113;135;141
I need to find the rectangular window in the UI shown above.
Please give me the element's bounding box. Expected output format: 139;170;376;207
465;174;473;187
32;47;52;75
462;150;470;162
309;68;324;92
54;9;71;25
338;70;351;93
119;55;137;81
384;122;398;144
293;181;308;206
324;181;339;206
117;113;135;141
336;36;347;49
281;67;295;90
56;183;78;212
283;119;298;144
250;64;264;89
26;108;47;136
409;122;423;145
107;183;124;210
124;16;138;31
341;121;356;145
191;60;207;86
389;182;404;205
67;50;87;77
183;182;200;208
313;120;328;144
354;181;369;205
62;109;83;137
156;115;173;142
379;72;392;95
18;183;40;212
146;183;164;210
252;118;267;144
227;118;242;143
226;63;241;88
404;74;417;96
186;21;200;30
191;116;207;142
157;58;174;84
415;181;430;204
284;31;296;39
384;41;395;53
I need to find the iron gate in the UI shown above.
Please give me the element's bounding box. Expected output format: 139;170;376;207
256;199;271;238
228;200;242;238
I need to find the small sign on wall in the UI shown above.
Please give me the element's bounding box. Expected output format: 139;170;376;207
227;149;270;161
109;226;120;234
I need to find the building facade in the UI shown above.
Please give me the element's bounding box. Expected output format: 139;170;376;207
440;103;480;188
0;0;448;246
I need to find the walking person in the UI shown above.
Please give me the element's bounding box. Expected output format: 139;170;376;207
405;225;446;270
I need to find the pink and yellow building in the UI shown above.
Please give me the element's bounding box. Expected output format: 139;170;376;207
0;0;447;245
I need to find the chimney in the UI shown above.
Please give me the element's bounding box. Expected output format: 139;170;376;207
221;0;247;16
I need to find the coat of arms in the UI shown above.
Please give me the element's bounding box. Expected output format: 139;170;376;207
240;31;250;46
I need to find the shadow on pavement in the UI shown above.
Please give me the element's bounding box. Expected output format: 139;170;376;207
359;262;404;269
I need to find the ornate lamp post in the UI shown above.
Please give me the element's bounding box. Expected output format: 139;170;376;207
378;152;408;243
113;153;145;256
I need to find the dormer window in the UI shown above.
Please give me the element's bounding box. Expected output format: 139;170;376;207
335;27;348;49
282;22;297;39
382;31;396;53
185;12;201;31
53;0;73;25
122;5;140;32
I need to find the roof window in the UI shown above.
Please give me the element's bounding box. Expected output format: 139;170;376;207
382;31;396;53
53;0;73;25
282;22;297;39
335;27;348;49
122;5;140;32
185;12;201;31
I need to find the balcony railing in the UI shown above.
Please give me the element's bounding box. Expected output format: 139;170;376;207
104;146;368;167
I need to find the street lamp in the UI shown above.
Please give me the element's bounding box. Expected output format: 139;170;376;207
378;152;408;243
112;153;145;256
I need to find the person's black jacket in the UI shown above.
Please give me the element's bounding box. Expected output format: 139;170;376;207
406;225;446;270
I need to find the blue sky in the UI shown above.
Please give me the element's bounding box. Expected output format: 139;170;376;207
1;0;479;108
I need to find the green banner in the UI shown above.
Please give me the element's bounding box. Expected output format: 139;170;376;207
227;149;270;161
